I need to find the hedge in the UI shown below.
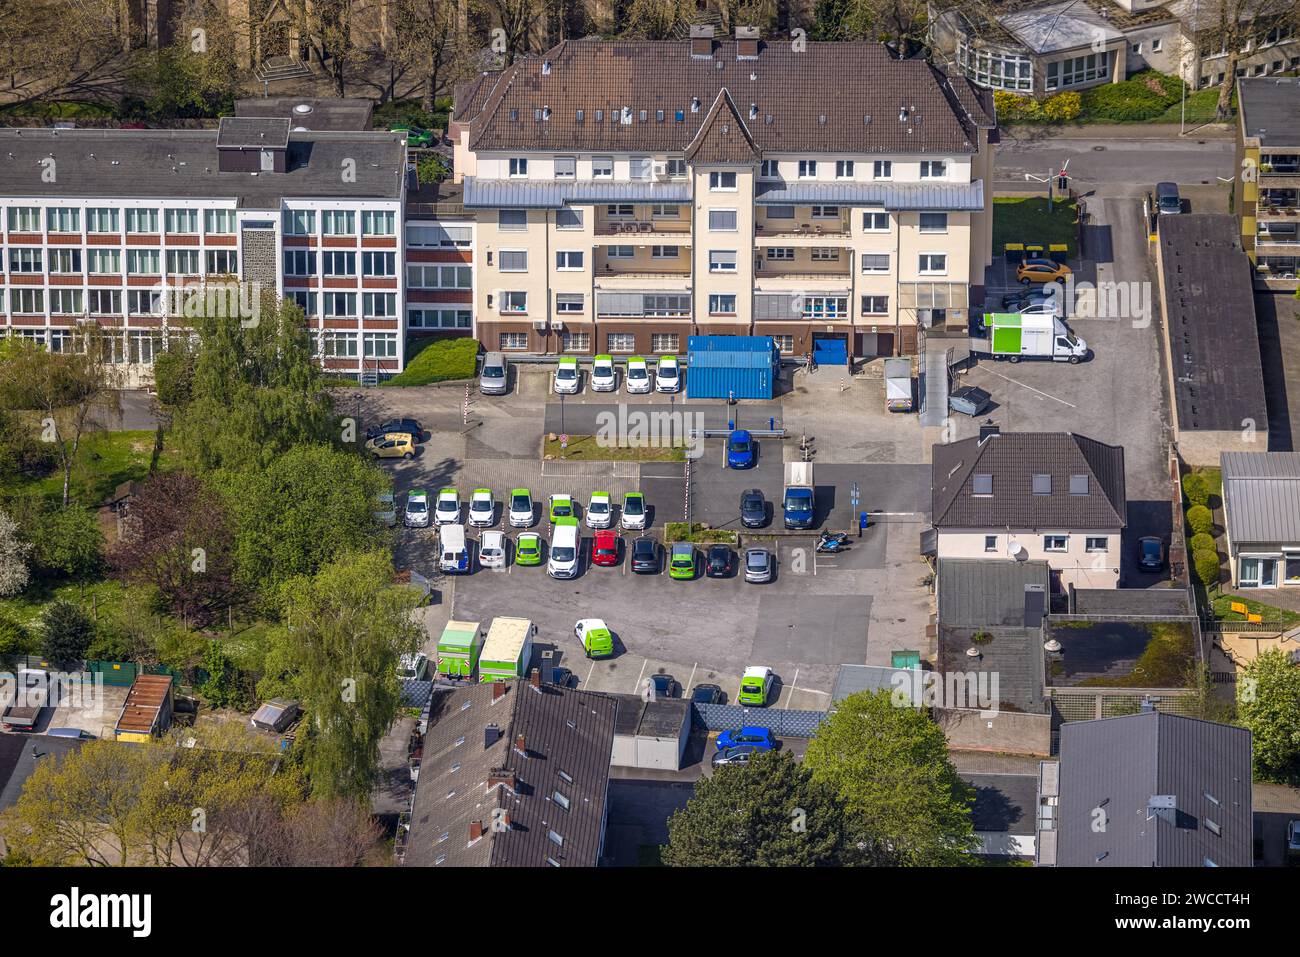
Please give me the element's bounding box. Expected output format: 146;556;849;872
1186;504;1214;536
380;337;478;387
1193;549;1221;587
993;90;1081;123
1080;71;1185;122
1189;532;1216;554
1181;472;1210;507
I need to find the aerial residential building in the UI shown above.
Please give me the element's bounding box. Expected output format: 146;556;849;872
1234;76;1300;291
450;26;997;362
931;427;1127;591
0;114;410;383
1220;451;1300;590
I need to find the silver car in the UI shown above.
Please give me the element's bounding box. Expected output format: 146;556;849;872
479;351;508;395
744;548;773;584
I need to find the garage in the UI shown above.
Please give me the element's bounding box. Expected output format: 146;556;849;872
609;694;691;770
812;334;848;366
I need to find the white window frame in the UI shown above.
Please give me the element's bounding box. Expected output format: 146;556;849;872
709;171;737;191
509;157;529;178
918;252;948;276
1043;535;1068;552
555;250;585;271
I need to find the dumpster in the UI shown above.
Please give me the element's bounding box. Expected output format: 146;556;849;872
1003;242;1025;264
1048;243;1069;264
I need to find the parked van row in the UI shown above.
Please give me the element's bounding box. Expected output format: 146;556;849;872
413;486;648;531
551;354;681;396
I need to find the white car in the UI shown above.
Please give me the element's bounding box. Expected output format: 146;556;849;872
434;488;460;525
468;488;495;527
547;520;580;579
396;652;429;680
508;488;534;528
585;492;613;529
403;489;430;528
554;357;580;395
625;356;651;394
478;530;506;569
590;354;617;392
655;355;681;393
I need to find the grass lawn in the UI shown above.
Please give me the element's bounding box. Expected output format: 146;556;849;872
663;522;738;544
1210;591;1300;626
0;430;172;506
0;577;131;631
381;337;478;387
992;196;1079;260
1154;87;1225;125
543;435;686;462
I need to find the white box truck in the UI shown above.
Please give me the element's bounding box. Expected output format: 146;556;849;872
884;357;914;412
479;617;536;682
977;313;1088;363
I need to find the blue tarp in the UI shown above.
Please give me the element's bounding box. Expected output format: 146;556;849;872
686;336;780;400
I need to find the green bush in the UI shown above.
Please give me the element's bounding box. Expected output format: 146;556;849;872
1187;504;1214;536
1193;549;1221;587
0;612;35;659
381;337;479;387
416;153;449;184
41;600;95;665
994;90;1042;122
373;99;451;133
1182;472;1210;507
1080;72;1185;122
1189;532;1216;554
1041;91;1082;122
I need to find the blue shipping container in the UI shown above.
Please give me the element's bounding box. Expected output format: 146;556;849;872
686;336;779;400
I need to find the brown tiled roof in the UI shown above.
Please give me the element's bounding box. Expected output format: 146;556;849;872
684;89;760;164
460;39;985;156
403;680;617;867
453;72;501;126
932;431;1126;529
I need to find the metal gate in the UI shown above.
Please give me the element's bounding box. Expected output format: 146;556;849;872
812;334;847;365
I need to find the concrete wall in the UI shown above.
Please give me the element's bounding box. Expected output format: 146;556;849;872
936;706;1052;756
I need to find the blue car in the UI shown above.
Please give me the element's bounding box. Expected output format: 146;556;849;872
727;430;754;469
716;726;777;751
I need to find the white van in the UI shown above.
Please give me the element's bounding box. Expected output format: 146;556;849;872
547;519;580;579
439;524;471;574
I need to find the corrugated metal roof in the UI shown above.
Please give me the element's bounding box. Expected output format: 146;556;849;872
688;334;778;362
463;176;692;208
755;180;984;210
1222;452;1300;545
1057;712;1252;867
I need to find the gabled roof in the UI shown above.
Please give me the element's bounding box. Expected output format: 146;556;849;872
459;39;985;156
1221;451;1300;545
684;89;760;164
404;680;616;867
931;431;1126;530
1056;712;1252;867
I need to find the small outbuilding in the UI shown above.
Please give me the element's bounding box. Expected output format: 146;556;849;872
686;335;780;400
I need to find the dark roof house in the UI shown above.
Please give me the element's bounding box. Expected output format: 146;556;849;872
1055;711;1252;867
932;429;1126;530
403;678;616;867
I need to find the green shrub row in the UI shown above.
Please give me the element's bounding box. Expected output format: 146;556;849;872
993;90;1082;123
380;337;478;387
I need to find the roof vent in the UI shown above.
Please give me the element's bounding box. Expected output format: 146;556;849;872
542;60;552;75
818;114;826;125
899;106;909;122
292;103;313;115
691;97;701;113
864;115;872;125
543;105;552;120
749;103;758;119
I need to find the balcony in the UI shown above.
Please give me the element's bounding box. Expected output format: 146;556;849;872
1256;190;1299;219
1259;157;1300;189
594;217;691;237
755;216;851;239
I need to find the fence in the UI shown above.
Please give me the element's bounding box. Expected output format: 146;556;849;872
691;702;828;738
1045;687;1198;723
401;679;434;710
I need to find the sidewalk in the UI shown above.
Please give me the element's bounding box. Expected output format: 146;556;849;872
999;122;1233;141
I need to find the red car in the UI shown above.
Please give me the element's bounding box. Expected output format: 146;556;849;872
592;529;619;567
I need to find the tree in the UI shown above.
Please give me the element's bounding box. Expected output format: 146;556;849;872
0;408;56;481
172;300;337;475
823;0;936;50
622;0;697;38
472;0;546;64
1194;0;1300;119
264;550;423;799
294;0;385;97
0;611;35;659
1237;648;1300;785
716;0;778;34
220;444;388;606
665;751;846;866
40;600;95;666
0;331;122;507
24;505;103;582
110;471;239;626
128;16;241;121
392;0;473;113
0;508;32;597
0;0;130;109
199;639;246;710
804;690;978;865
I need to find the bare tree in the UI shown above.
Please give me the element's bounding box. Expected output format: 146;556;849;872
294;0;384;97
1192;0;1300;119
392;0;474;112
0;0;131;108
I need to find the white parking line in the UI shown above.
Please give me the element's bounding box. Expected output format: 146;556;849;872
685;662;698;694
584;659;597;688
978;367;1078;408
632;658;648;694
785;669;800;709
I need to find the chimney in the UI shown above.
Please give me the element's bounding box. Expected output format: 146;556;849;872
514;733;527;756
492;681;508;702
469;820;484;841
484;724;501;749
978;423;1001;443
690;25;715;59
529;667;541;690
736;25;760;59
487;769;517;792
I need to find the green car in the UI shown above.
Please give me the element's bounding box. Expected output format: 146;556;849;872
668;542;697;580
515;533;543;566
549;493;575;523
576;618;613;658
390;125;433;147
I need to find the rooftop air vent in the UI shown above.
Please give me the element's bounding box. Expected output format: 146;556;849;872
899;106;909;121
293;103;313;115
749;103;758;119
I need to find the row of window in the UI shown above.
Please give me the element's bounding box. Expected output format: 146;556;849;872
2;288;400;318
282;291;399;318
8;247;238;275
498;331;683;353
310;331;400;358
6;207;238;235
503;154;946;183
283;209;395;236
983;534;1109;553
498;207;947;233
491;247;946;275
489;290;898;318
282;250;398;278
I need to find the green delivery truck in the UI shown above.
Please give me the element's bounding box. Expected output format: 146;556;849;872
977;312;1088;363
478;616;536;682
436;619;483;678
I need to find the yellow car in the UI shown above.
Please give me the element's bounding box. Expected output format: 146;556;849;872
366;432;415;460
1016;258;1072;285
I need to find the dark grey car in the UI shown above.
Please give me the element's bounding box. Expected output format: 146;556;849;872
744;547;773;584
740;488;767;528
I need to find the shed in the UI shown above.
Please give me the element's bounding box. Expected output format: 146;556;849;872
686;335;779;400
114;673;174;742
608;693;691;770
251;698;300;733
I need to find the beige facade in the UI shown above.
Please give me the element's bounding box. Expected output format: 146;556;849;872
937;529;1122;590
